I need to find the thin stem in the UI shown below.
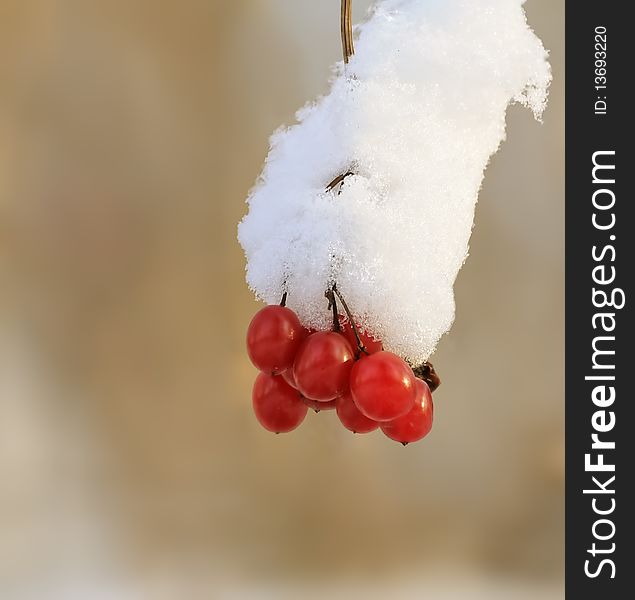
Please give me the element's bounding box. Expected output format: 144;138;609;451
325;288;341;331
279;291;287;307
332;284;368;355
341;0;354;63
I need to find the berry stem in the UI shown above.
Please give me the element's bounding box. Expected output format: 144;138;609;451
332;284;368;356
280;291;288;307
325;288;341;332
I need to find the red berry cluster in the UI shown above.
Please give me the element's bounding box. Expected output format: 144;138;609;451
246;300;435;445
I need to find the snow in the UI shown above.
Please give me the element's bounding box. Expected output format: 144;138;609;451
238;0;551;364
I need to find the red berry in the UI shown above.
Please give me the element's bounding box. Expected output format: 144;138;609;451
339;316;382;354
381;379;433;444
350;351;417;422
246;305;307;375
252;373;308;433
293;331;355;401
336;391;378;433
302;397;337;413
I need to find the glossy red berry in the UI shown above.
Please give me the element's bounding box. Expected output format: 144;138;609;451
252;373;308;433
381;379;433;444
246;305;307;375
339;316;382;355
302;397;337;413
350;351;417;422
336;391;378;433
293;331;355;401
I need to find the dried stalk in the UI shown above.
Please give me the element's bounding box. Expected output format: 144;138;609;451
341;0;355;63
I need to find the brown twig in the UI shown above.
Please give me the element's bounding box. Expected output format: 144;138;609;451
324;288;341;332
341;0;354;63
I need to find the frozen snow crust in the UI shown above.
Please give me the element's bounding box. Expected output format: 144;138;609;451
238;0;551;364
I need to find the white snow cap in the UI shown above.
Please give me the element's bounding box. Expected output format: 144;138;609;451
238;0;551;364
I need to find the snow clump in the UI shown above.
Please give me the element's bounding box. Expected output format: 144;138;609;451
238;0;551;364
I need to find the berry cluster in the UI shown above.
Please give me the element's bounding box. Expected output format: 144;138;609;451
246;294;437;445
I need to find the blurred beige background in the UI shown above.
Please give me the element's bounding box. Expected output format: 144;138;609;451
0;1;563;598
